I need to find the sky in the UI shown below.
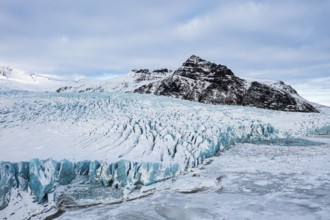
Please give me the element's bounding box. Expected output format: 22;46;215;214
0;0;329;105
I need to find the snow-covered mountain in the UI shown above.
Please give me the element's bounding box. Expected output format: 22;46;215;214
0;66;76;92
56;68;172;93
0;65;174;94
135;55;318;112
1;55;319;112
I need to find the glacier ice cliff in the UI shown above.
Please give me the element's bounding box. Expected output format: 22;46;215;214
0;162;16;210
1;121;329;211
0;159;180;209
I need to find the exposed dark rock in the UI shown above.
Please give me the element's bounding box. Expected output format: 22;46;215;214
135;55;318;113
241;81;317;112
0;67;12;78
56;86;72;93
132;68;172;83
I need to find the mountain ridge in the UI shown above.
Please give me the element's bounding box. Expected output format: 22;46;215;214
0;66;76;91
135;55;318;112
0;56;319;112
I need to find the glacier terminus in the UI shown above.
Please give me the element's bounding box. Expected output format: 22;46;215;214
0;56;330;219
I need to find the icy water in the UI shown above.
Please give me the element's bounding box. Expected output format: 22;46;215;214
57;136;330;220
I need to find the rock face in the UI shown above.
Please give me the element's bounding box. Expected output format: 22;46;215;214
132;68;171;83
135;55;246;105
242;81;317;112
135;55;318;113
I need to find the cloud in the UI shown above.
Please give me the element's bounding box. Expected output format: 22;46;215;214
0;0;329;104
290;77;330;106
60;36;69;44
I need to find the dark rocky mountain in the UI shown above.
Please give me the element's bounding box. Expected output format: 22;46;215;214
131;68;172;83
135;55;318;113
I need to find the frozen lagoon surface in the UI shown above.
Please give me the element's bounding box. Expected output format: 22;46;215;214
0;91;330;219
57;137;330;220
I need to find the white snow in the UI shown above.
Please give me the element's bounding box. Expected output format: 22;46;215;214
0;66;175;94
1;91;329;163
57;136;330;220
0;66;79;92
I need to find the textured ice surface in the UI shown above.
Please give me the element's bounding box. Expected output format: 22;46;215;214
14;161;29;191
0;162;16;210
58;159;76;185
0;91;330;219
96;160;179;188
0;158;180;214
58;136;330;220
29;158;58;203
251;138;325;146
1;91;329;163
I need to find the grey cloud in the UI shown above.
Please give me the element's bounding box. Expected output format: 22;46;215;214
0;1;329;85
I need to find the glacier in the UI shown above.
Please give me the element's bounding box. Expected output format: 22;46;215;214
0;158;179;208
0;91;330;219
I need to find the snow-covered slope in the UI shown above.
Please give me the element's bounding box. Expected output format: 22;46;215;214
0;66;77;92
55;68;172;93
0;91;330;218
0;65;173;94
1;56;319;113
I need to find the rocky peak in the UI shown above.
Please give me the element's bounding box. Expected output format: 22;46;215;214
177;55;234;79
153;68;171;74
135;55;319;113
132;69;150;74
184;55;204;64
132;68;171;75
131;68;172;83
